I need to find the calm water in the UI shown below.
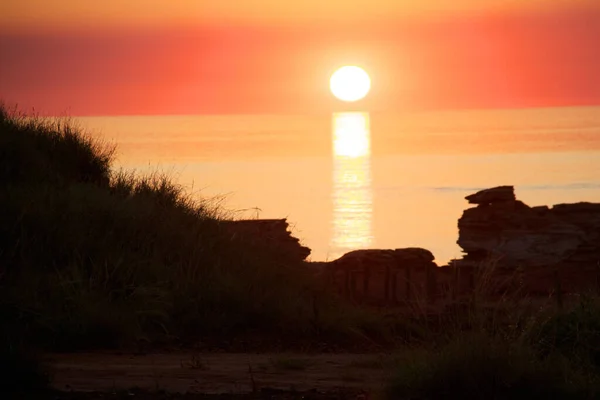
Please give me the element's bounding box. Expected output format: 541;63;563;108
77;106;600;264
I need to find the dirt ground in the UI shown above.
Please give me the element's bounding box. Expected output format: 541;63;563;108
29;389;372;400
41;352;394;399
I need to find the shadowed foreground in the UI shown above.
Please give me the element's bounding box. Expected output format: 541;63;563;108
46;353;386;395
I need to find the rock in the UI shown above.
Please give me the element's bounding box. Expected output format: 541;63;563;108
553;202;600;214
454;187;600;269
332;249;397;270
465;185;516;205
393;248;435;263
322;248;439;305
219;218;311;262
331;248;436;271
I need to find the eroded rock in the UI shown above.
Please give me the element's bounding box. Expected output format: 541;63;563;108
331;248;436;271
325;247;439;305
454;187;600;269
465;185;516;205
220;218;311;263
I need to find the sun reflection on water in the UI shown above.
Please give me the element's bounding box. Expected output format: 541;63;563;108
330;112;373;259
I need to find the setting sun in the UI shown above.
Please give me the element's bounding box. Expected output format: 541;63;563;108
330;66;371;102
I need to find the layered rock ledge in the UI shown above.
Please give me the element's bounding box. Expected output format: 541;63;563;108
316;186;600;304
452;185;600;269
234;187;600;304
316;248;439;305
220;219;311;263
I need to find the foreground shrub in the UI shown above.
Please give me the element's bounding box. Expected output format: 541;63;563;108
0;177;343;349
527;295;600;369
385;334;598;400
0;105;113;187
0;105;389;351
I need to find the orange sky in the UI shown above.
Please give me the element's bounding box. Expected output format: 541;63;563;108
1;1;599;115
1;1;596;30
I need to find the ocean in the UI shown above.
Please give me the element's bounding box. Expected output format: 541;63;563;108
75;106;600;265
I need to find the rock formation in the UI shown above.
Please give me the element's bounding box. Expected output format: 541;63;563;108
453;186;600;270
465;185;516;205
331;248;436;270
310;186;600;305
323;248;439;305
219;219;311;263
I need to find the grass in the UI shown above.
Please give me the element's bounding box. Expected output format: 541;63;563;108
527;295;600;369
378;260;600;399
385;334;599;400
0;104;390;353
382;292;600;399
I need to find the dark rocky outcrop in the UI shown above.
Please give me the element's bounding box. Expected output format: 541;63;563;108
465;185;516;205
321;248;439;305
220;219;311;263
453;186;600;270
309;186;600;306
331;248;435;270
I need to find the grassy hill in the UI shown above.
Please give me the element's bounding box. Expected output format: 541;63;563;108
0;106;388;353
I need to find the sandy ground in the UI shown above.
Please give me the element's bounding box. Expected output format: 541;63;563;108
45;352;394;396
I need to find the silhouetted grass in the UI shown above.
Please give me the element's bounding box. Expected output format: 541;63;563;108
382;284;600;399
385;334;599;400
0;105;113;187
527;295;600;370
0;105;389;352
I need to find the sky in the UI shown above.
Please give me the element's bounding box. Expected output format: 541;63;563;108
1;0;600;115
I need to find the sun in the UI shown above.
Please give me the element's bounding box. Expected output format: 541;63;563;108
330;66;371;102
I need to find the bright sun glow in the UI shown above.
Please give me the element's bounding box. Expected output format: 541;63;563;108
330;66;371;102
